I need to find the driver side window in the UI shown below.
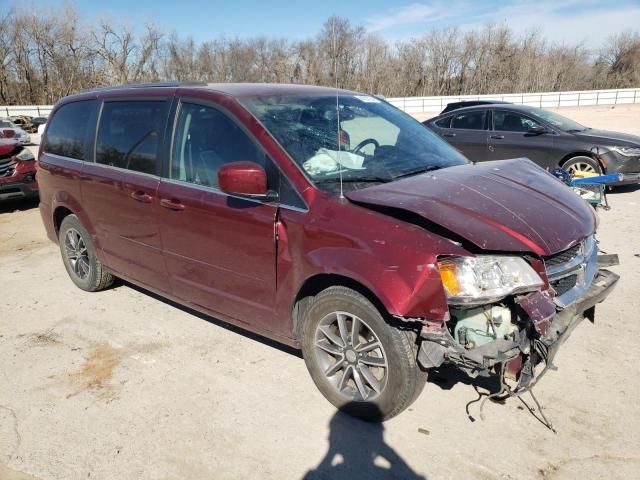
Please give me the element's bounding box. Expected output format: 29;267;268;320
171;102;265;188
493;111;542;132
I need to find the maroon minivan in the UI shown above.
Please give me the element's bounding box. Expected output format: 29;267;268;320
38;82;618;420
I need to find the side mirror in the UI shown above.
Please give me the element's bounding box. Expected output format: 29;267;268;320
218;161;278;201
527;125;548;135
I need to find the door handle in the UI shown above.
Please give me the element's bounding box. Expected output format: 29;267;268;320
130;190;153;203
160;198;185;211
490;135;505;140
443;132;457;137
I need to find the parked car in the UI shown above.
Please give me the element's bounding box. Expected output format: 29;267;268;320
10;115;36;133
440;100;511;114
0;138;38;201
0;118;31;145
38;82;618;421
424;104;640;184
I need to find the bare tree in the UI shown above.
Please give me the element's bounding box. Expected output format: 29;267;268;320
0;3;637;106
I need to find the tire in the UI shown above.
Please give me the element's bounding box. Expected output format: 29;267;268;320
59;214;114;292
563;156;602;176
300;286;427;421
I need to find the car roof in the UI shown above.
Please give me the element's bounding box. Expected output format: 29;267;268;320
442;100;511;112
79;81;355;98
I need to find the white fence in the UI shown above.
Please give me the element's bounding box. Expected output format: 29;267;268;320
0;105;52;117
2;87;640;118
387;87;640;114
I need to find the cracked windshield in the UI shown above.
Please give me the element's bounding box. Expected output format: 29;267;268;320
243;94;468;192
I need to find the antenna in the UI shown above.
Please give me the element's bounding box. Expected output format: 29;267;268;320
332;19;344;199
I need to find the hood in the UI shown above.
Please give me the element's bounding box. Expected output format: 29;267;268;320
345;158;595;256
573;128;640;146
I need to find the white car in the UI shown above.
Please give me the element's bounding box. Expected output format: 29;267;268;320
0;118;31;145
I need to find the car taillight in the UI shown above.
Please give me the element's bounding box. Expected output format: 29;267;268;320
2;129;15;138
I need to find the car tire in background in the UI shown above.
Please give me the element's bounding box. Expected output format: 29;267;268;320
59;214;114;292
563;155;602;176
300;286;427;421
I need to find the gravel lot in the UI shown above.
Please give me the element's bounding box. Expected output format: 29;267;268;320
1;105;639;480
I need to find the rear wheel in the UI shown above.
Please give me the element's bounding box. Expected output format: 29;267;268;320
59;215;114;292
300;286;427;421
563;156;602;176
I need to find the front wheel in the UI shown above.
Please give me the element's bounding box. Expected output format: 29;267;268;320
300;286;427;421
563;156;602;176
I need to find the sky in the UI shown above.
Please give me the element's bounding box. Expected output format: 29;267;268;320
14;0;640;49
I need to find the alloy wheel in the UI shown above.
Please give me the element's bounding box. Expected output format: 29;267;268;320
64;228;90;280
566;161;598;175
314;311;388;401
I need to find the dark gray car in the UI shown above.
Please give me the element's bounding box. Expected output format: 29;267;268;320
424;104;640;184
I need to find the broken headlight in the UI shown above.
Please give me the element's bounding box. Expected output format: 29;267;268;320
438;256;543;304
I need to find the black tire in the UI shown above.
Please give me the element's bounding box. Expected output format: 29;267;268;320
301;286;427;421
59;214;114;292
562;155;602;176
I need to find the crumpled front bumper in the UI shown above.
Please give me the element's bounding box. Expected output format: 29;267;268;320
417;267;619;378
539;268;619;357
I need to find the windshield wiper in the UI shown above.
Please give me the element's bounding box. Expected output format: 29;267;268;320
315;176;391;184
393;165;445;179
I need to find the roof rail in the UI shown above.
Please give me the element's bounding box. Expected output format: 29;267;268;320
83;81;207;93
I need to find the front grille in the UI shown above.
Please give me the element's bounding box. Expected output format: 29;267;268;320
550;274;578;296
544;243;580;268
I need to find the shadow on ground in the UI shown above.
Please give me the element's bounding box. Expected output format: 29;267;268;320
0;196;38;214
122;281;302;358
303;403;427;480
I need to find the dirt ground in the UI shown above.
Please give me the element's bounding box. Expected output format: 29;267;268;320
0;105;639;480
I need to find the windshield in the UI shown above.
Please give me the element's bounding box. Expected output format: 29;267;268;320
0;120;16;128
242;94;468;192
523;107;587;132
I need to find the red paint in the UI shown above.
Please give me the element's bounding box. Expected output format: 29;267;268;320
38;84;596;347
218;161;268;195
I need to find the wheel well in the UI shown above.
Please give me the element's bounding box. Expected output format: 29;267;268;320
53;206;73;236
291;274;389;340
559;152;605;172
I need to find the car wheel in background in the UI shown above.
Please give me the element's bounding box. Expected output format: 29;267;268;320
300;286;427;421
59;214;114;292
563;155;602;176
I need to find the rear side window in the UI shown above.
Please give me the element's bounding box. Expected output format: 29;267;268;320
45;100;97;160
435;116;451;128
451;111;487;130
96;101;167;175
